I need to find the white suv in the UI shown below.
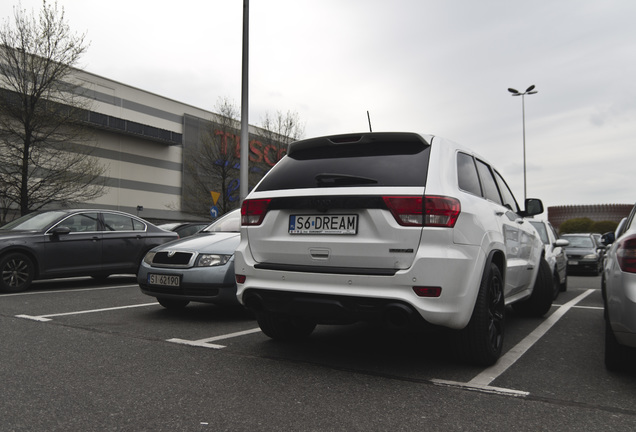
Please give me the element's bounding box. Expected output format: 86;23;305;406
234;132;552;365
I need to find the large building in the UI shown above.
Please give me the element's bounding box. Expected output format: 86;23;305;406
1;64;283;223
548;204;633;230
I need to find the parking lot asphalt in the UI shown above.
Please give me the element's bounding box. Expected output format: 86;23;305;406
2;275;635;431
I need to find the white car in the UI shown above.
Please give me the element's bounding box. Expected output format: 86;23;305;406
602;204;636;371
234;132;552;365
528;219;569;298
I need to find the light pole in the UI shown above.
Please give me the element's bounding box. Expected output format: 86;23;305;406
508;85;537;202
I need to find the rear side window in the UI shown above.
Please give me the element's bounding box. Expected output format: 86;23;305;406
255;138;431;192
457;152;482;196
103;213;146;232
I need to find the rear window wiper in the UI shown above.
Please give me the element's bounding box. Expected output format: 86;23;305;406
315;173;378;186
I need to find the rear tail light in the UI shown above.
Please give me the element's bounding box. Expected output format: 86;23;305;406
383;196;460;227
235;274;246;284
241;199;271;226
616;235;636;273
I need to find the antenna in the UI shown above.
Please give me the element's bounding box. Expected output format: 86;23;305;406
367;111;373;132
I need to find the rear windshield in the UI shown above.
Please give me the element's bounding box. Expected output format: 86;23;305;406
255;140;431;192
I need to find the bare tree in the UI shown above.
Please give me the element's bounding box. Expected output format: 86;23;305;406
0;0;106;220
183;97;242;216
182;101;305;218
257;110;305;165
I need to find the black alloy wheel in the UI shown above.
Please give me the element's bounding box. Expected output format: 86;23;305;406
0;252;35;293
458;263;505;366
552;272;561;300
486;268;506;355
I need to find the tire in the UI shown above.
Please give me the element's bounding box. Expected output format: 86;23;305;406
605;318;631;372
552;271;560;300
157;298;190;310
0;252;35;293
560;273;568;292
512;258;553;317
456;262;505;366
257;312;316;342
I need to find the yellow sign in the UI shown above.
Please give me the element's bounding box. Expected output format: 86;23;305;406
210;191;220;205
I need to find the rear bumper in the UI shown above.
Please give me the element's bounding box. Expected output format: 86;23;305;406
235;242;485;330
243;288;431;329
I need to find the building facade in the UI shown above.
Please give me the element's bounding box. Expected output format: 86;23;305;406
1;65;282;223
548;204;633;230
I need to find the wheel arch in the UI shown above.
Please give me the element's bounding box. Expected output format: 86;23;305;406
487;248;506;287
0;248;41;278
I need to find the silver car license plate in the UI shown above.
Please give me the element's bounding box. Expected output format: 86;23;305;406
289;214;358;234
148;274;180;287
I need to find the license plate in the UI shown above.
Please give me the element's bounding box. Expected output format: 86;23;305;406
148;274;180;287
568;260;578;265
289;214;358;234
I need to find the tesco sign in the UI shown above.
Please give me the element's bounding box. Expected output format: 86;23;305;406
215;130;286;168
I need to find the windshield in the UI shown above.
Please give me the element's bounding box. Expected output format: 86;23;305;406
562;235;594;248
202;210;240;233
0;211;67;231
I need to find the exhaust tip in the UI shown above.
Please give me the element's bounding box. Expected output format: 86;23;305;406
384;303;414;329
243;292;264;313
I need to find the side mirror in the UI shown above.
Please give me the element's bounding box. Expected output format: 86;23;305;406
50;226;71;236
524;198;544;216
554;239;569;247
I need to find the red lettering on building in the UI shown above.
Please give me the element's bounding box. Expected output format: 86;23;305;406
249;140;263;163
213;129;281;168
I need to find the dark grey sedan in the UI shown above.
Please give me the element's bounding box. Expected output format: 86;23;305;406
0;209;178;293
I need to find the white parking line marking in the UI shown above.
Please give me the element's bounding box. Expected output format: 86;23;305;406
467;289;595;388
431;379;529;397
16;302;158;322
167;328;262;349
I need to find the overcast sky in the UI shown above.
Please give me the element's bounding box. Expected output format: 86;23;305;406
2;0;635;212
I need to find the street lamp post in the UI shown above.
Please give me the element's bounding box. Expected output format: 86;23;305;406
508;85;538;202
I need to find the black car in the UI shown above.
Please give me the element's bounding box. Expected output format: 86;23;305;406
561;233;605;275
0;209;179;293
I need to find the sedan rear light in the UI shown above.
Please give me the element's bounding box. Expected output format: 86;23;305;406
383;196;460;227
241;199;271;226
616;235;636;273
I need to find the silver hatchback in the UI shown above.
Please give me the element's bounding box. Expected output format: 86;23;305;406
138;209;241;310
